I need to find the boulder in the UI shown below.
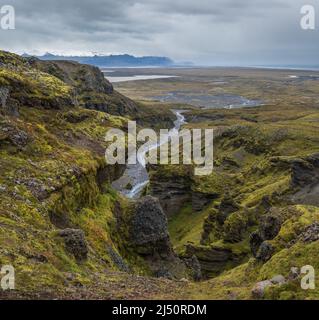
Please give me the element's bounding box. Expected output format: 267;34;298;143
58;229;88;262
130;196;171;255
270;275;286;285
251;280;272;299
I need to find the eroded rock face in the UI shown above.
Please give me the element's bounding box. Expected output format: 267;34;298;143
291;158;317;188
183;255;202;281
58;229;88;262
28;58;139;116
192;192;217;212
184;244;245;278
106;245;130;273
290;154;319;206
150;175;192;217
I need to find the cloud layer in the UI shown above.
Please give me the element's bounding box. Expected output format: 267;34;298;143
0;0;318;65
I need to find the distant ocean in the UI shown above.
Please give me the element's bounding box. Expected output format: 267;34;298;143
251;65;319;71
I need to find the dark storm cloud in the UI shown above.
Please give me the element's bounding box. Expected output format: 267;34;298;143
0;0;318;65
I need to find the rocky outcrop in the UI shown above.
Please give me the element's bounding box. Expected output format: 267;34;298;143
192;192;217;212
58;229;88;262
29;58;139;116
201;195;241;245
28;58;113;95
184;243;246;278
250;231;264;257
0;121;29;149
291;155;319;188
256;241;275;262
290;154;319;207
130;196;171;254
259;214;282;240
297;222;319;243
126;196;187;279
183;255;202;281
250;210;282;261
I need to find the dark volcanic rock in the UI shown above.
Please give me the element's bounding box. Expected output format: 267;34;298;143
250;211;282;258
0;122;29;148
58;229;88;262
297;222;319;243
150;174;192;217
154;269;174;280
184;244;245;278
291;159;315;188
290;154;319;206
249;231;264;257
217;194;240;224
106;245;130;273
130;196;170;254
259;214;282;240
183;255;202;281
127;196;187;279
256;241;274;262
192;192;218;212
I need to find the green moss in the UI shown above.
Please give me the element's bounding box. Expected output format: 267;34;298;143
168;204;209;252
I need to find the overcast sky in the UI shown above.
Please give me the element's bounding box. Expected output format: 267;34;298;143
0;0;318;66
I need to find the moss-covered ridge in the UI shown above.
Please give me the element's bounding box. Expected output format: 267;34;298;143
0;50;146;294
149;97;319;296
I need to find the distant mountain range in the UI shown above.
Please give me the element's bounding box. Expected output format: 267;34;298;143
22;53;180;67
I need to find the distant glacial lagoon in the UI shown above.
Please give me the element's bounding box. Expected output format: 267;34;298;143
105;75;178;83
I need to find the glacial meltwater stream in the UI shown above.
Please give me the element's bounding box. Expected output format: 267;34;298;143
112;110;186;199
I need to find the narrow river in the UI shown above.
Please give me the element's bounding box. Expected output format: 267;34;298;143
112;110;186;199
